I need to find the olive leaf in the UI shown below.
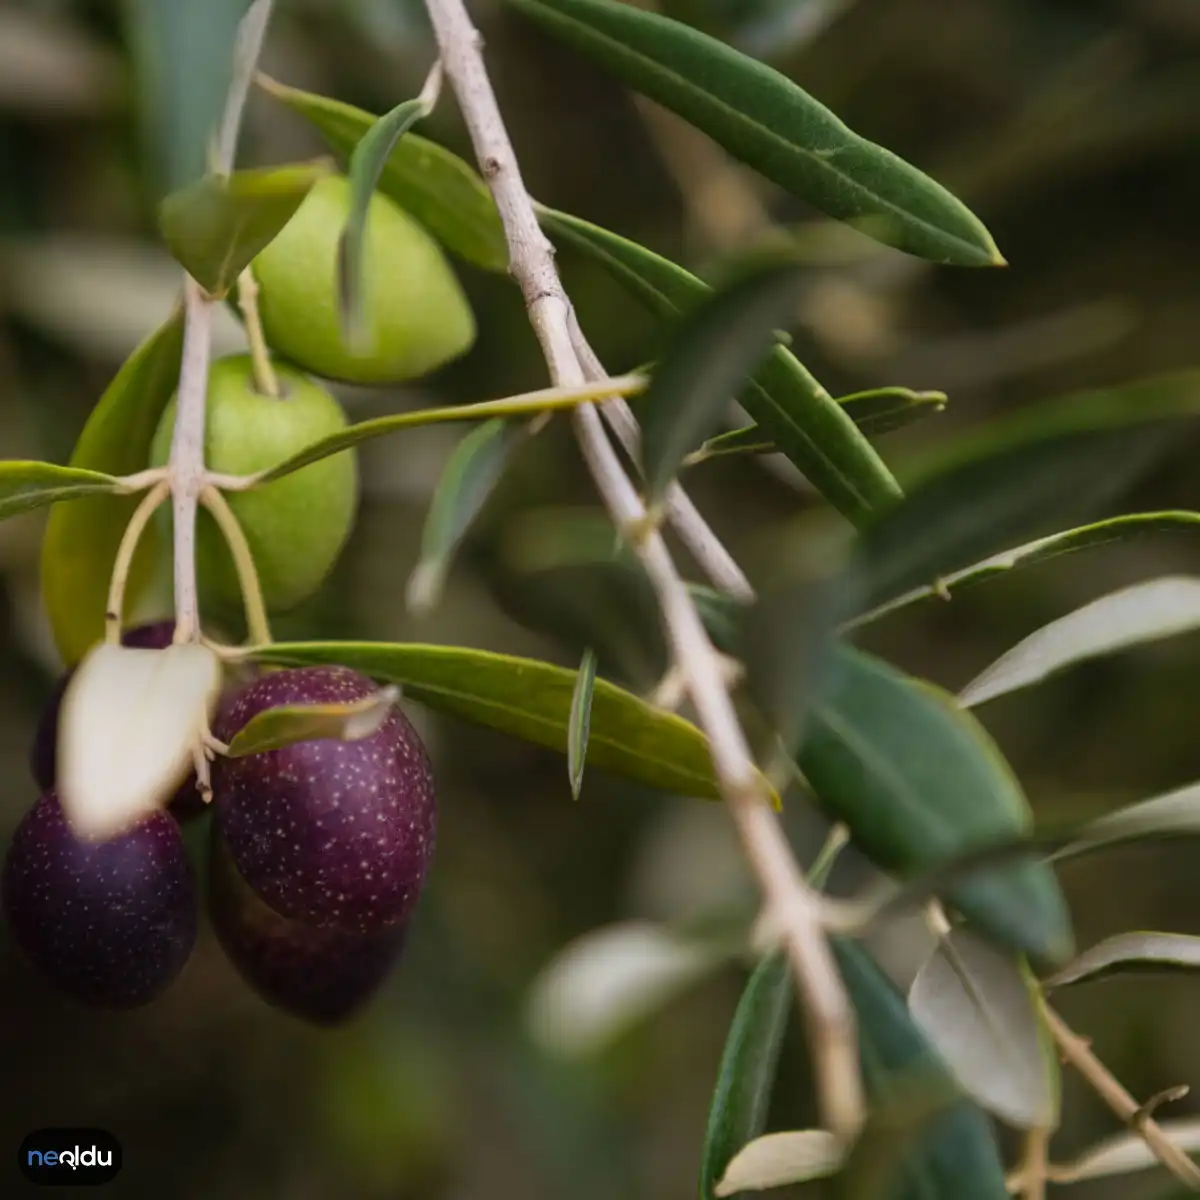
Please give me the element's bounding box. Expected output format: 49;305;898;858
540;208;901;525
1047;932;1200;989
567;648;599;800
908;930;1059;1130
1038;1118;1200;1185
258;76;509;272
407;419;522;616
833;937;1011;1199
340;96;429;346
713;1130;843;1195
960;576;1200;708
853;370;1200;611
158;161;332;295
851;510;1200;628
42;312;185;665
0;462;120;519
224;687;400;757
639;259;812;503
239;640;759;801
798;646;1073;966
253;376;644;484
701;951;793;1200
509;0;1001;266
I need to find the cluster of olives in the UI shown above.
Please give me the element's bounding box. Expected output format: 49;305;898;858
4;623;437;1022
3;175;469;1021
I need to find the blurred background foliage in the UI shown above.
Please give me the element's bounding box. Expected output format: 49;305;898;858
2;0;1200;1196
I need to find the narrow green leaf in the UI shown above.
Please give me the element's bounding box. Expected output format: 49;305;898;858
799;647;1074;966
258;76;508;272
853;371;1200;611
641;260;810;502
1059;782;1200;860
908;931;1059;1130
692;388;947;464
254;376;644;484
408;420;523;616
124;0;251;192
239;641;744;801
568;648;599;800
832;938;1010;1200
1047;932;1200;989
159;161;331;295
851;511;1200;628
0;462;119;519
340;97;427;346
224;687;400;757
510;0;1001;266
701;950;792;1200
42;312;185;665
961;576;1200;708
540;208;901;524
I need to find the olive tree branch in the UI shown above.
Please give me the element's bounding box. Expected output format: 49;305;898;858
421;0;863;1141
168;0;275;643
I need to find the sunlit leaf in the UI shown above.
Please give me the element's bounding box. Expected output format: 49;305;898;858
960;576;1200;708
407;419;520;616
540;208;901;524
42;312;185;665
510;0;1001;265
854;371;1200;610
798;647;1073;965
851;511;1200;629
568;648;598;800
833;937;1010;1199
1047;932;1200;989
1060;781;1200;859
1043;1118;1200;1185
224;687;400;757
641;260;811;502
258;76;508;271
159;161;331;295
908;930;1058;1129
701;951;792;1199
254;375;644;484
239;641;750;800
713;1130;842;1195
340;96;427;345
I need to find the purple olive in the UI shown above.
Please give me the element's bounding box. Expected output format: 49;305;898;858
30;621;208;822
208;824;406;1024
2;791;196;1007
212;665;436;934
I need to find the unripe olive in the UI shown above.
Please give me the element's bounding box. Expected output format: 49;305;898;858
248;175;476;384
150;354;358;614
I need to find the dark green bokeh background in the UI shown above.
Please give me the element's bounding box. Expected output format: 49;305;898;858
2;0;1199;1195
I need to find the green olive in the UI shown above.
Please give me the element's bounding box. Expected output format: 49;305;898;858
151;354;358;615
247;175;476;384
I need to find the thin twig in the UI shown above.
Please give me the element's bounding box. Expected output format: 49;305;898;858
567;315;756;604
169;0;275;644
1043;1005;1200;1189
422;0;863;1141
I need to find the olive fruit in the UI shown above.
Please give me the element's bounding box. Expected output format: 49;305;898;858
247;175;476;384
29;621;207;823
211;665;436;934
150;354;358;614
209;824;406;1025
2;791;196;1007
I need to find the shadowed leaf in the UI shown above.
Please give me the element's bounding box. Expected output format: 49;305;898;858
0;462;119;519
568;648;598;799
225;687;401;757
1047;932;1200;989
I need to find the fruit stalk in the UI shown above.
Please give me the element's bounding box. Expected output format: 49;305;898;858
167;0;276;644
422;0;864;1142
236;267;280;398
104;480;170;644
199;485;273;646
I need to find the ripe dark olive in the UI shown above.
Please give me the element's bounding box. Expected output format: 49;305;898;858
212;665;436;934
2;791;197;1008
208;825;406;1025
29;621;208;822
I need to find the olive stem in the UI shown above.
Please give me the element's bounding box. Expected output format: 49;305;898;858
237;265;280;397
167;0;275;645
422;0;864;1143
104;480;171;644
200;485;273;647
